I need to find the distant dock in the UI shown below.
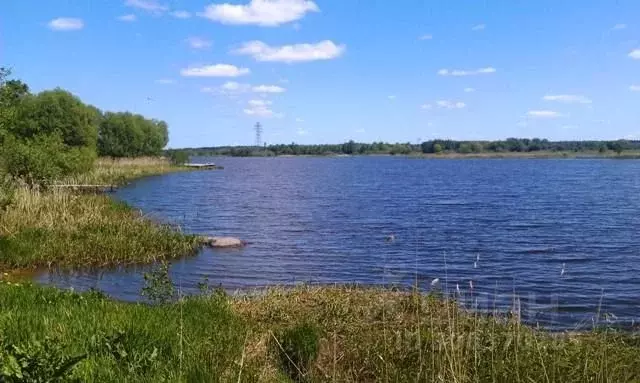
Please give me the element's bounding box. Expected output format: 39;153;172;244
184;163;223;170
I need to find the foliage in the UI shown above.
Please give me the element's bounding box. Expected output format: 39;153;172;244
98;112;169;158
1;133;95;186
0;185;199;269
141;262;175;304
0;337;85;382
0;68;171;186
0;282;639;381
10;89;99;149
274;323;320;382
174;138;640;157
0;283;247;382
0;172;15;211
166;149;189;165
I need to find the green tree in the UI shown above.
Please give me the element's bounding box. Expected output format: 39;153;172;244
433;143;443;153
12;89;99;149
0;81;98;185
98;113;169;157
2;133;95;185
458;143;472;154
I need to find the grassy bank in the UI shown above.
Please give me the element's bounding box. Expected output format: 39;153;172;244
1;157;639;382
0;282;638;382
59;157;190;186
0;157;199;270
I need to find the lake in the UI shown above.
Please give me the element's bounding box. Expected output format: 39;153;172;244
37;157;640;330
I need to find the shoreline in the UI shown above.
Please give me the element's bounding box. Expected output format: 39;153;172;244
194;151;640;159
2;157;640;381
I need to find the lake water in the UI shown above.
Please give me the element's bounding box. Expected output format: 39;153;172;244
37;157;640;330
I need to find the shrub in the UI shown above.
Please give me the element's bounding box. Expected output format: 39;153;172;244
167;150;189;166
1;133;95;186
0;337;86;382
141;262;175;304
274;322;320;382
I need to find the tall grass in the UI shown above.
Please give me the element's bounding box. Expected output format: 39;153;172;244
0;283;638;382
0;186;199;269
59;157;186;186
0;157;199;270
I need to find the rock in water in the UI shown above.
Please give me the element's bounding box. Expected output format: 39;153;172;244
202;236;246;248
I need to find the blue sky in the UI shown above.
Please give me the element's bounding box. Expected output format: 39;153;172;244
2;0;640;148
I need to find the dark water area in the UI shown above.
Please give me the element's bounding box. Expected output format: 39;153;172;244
37;157;640;330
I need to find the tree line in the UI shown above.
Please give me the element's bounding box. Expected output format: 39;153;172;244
0;68;169;185
176;137;639;157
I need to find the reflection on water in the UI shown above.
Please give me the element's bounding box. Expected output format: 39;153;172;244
37;157;640;330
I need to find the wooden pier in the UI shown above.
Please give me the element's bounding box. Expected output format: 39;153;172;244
184;163;223;170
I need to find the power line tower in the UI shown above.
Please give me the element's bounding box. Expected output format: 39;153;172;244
254;122;262;148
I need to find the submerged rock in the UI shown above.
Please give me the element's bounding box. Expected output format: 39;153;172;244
202;236;246;249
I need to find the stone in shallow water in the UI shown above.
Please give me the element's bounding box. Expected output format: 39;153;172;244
202;236;246;248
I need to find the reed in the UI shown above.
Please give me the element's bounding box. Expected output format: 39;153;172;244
0;283;638;382
58;157;186;186
0;158;198;270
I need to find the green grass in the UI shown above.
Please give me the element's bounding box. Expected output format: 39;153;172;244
0;158;199;270
59;157;189;186
1;156;639;381
0;283;638;382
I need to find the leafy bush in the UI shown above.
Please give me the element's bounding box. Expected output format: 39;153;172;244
0;337;86;382
274;322;320;382
141;262;175;304
1;134;95;186
98;112;168;158
0;172;15;210
166;150;189;166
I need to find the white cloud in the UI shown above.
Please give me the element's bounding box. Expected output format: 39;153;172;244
125;0;168;13
234;40;345;63
155;78;175;84
542;94;592;104
527;110;563;118
464;87;475;93
253;85;286;93
185;37;212;49
420;104;432;110
436;100;466;109
297;127;308;135
613;23;627;30
438;67;496;76
295;117;304;123
388;95;396;100
222;81;250;92
629;49;640;59
419;34;432;40
171;10;192;19
199;0;319;26
561;125;578;130
248;99;272;107
630;85;640;91
244;99;282;117
118;14;137;22
205;82;286;95
472;24;486;31
355;128;365;133
180;64;250;77
48;18;84;31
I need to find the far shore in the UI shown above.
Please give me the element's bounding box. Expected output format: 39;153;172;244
194;150;640;159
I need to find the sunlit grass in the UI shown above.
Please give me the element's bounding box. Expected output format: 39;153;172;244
0;158;199;270
0;283;638;382
58;157;187;186
0;186;199;269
